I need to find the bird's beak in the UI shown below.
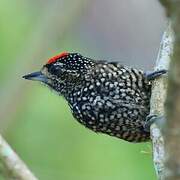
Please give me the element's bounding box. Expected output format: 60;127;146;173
22;71;48;83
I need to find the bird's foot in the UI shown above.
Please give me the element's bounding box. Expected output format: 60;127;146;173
144;114;165;132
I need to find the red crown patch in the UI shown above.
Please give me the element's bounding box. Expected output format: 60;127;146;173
47;52;69;64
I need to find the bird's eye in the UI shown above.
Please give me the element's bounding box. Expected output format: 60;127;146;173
48;65;61;75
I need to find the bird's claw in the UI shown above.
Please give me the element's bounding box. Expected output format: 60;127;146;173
143;114;159;132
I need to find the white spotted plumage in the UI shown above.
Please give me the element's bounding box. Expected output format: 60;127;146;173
34;52;166;142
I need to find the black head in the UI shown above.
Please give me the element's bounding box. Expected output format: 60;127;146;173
23;52;95;95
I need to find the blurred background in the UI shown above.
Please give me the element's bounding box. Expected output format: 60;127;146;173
0;0;166;179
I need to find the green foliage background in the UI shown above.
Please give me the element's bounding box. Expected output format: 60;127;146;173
0;0;156;179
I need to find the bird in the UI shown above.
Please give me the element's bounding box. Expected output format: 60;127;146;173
23;52;166;142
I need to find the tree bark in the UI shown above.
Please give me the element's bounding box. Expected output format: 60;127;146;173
158;1;180;179
150;22;173;180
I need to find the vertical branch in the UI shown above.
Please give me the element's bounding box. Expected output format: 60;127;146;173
150;22;174;180
157;1;180;180
158;1;180;179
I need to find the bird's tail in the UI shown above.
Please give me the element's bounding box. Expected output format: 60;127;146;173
144;69;167;81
